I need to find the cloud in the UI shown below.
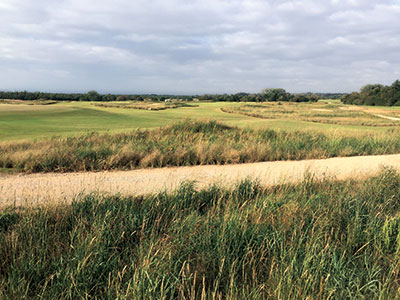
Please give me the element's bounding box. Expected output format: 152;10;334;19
0;0;399;93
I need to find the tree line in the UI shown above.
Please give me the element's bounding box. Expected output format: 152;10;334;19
0;88;327;103
199;88;321;102
341;80;400;106
0;90;193;102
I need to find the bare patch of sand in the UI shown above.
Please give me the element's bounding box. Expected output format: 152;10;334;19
339;106;363;111
312;109;332;112
2;154;400;207
373;114;400;121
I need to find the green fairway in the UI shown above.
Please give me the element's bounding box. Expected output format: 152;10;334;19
1;101;400;141
0;102;249;141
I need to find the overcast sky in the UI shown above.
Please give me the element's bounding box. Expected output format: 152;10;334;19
0;0;399;94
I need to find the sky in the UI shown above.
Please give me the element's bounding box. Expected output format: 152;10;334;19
0;0;399;94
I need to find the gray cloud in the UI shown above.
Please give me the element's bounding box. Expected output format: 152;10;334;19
0;0;399;93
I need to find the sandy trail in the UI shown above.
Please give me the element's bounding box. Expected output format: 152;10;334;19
373;114;400;121
2;154;400;207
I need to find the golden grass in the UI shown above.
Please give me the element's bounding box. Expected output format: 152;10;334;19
92;101;198;111
2;119;400;174
0;99;57;105
222;102;400;127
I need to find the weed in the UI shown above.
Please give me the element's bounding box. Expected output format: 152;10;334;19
2;172;400;298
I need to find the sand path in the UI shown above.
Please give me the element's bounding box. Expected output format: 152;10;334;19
2;154;400;207
373;114;400;121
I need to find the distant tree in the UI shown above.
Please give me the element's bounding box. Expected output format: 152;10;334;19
87;90;101;102
103;93;116;102
359;84;383;106
116;95;129;101
341;92;360;105
340;80;400;106
391;80;400;105
261;88;288;101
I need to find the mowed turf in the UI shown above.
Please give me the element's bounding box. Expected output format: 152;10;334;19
0;102;251;141
1;101;400;141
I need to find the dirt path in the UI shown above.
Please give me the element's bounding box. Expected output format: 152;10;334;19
373;114;400;121
2;154;400;207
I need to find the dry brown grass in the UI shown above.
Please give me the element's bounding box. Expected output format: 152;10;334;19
222;102;400;126
92;101;198;111
2;120;400;174
0;99;57;105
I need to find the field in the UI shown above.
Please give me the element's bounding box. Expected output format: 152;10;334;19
2;101;400;174
92;101;199;111
0;102;251;141
2;100;400;299
2;100;400;142
3;119;400;173
221;101;400;126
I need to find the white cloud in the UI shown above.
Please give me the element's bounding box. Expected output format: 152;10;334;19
327;36;354;46
0;0;399;93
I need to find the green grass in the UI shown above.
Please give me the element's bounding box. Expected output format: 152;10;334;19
0;102;250;141
0;168;19;175
2;170;400;299
2;101;400;141
2;120;400;173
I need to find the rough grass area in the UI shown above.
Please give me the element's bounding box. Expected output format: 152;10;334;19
1;120;400;173
92;101;198;111
1;170;400;299
222;102;400;126
0;99;58;105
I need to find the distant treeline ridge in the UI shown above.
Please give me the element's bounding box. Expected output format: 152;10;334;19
0;89;343;102
341;80;400;106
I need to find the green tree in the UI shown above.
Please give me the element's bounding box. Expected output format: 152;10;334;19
87;90;101;102
261;88;288;101
103;94;116;102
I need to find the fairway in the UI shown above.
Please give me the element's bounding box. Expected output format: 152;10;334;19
0;102;251;141
2;101;400;141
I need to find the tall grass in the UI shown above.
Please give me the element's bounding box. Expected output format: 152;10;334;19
221;103;400;126
1;120;400;173
92;101;198;111
1;170;400;299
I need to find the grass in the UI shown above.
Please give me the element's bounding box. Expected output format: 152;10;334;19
0;102;250;141
2;120;400;173
0;168;19;175
0;99;58;105
3;99;400;299
2;169;400;299
222;102;400;126
92;101;199;111
2;101;400;141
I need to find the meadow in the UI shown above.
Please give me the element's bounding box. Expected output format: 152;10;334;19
2;120;400;173
221;101;400;126
2;100;400;299
92;101;199;111
1;100;400;142
2;100;400;173
2;170;400;299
